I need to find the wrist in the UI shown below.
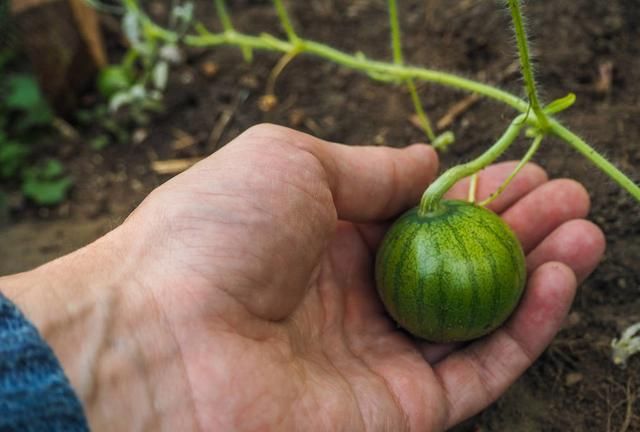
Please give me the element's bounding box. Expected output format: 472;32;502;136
0;224;184;430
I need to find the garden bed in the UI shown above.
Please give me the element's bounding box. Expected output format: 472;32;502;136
1;0;639;429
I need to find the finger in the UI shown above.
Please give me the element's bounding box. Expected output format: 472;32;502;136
241;124;439;222
419;342;463;364
501;179;591;253
434;262;576;428
526;219;605;284
445;162;548;213
354;223;389;255
324;143;439;221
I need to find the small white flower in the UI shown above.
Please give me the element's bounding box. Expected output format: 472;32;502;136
611;322;640;368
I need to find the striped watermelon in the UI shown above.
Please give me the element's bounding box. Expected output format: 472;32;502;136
375;200;526;342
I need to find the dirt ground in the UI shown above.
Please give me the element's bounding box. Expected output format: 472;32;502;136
2;0;639;430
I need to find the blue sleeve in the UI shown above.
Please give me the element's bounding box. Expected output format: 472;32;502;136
0;293;89;432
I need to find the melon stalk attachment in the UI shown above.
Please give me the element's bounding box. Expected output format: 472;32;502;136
418;114;527;216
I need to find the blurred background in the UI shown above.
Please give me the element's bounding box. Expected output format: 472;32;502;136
1;0;639;429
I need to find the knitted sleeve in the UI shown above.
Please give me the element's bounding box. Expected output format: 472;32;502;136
0;293;89;431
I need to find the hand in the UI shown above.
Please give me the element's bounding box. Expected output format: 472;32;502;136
2;124;605;431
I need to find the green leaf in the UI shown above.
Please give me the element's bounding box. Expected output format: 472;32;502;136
40;159;65;178
544;93;576;115
5;74;53;129
0;140;29;178
22;176;72;205
6;75;42;110
98;65;134;99
90;135;110;150
21;158;72;205
15;101;53;130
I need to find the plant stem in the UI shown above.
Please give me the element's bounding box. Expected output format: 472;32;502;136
388;0;436;142
479;134;543;206
128;6;640;203
407;80;436;142
213;0;252;61
550;121;640;201
388;0;403;65
214;0;233;32
265;50;299;96
468;174;479;203
273;0;299;43
507;0;549;131
418;114;527;215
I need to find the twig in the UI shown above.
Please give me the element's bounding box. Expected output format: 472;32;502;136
618;377;636;432
171;129;196;150
151;157;203;175
436;93;481;131
52;117;81;141
208;89;249;151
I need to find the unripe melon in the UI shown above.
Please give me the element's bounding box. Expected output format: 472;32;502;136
375;200;526;342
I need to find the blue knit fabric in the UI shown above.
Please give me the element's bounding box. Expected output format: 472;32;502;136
0;293;89;431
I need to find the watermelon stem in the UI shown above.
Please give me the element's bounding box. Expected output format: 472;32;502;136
387;0;441;146
505;0;550;132
479;134;544;207
117;0;640;203
418;114;527;216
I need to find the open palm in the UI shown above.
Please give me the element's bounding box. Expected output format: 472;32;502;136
117;124;604;431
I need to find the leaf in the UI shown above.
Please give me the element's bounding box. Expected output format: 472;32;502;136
90;135;110;150
22;176;72;206
122;11;142;47
152;61;169;90
544;93;576;115
5;74;53;129
21;158;72;205
98;65;134;98
159;44;182;64
109;90;135;112
40;159;65;178
172;2;194;25
15;101;53;130
0;140;29;178
6;75;42;110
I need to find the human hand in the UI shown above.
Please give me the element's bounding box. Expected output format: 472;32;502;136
2;124;605;431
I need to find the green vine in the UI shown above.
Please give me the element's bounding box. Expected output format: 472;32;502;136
272;0;299;45
388;0;439;146
118;0;640;206
213;0;252;61
507;0;549;131
419;114;527;215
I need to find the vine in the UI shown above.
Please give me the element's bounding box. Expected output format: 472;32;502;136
117;0;640;207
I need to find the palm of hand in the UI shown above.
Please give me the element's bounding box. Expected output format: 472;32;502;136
127;125;603;431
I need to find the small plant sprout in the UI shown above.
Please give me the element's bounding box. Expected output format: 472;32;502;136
611;322;640;369
107;0;194;113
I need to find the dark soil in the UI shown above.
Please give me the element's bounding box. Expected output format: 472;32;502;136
2;0;639;430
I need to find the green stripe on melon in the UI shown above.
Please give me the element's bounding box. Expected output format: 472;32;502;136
375;200;526;343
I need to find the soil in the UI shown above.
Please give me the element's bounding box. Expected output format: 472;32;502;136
2;0;639;430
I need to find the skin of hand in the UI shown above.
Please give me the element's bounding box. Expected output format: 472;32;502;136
1;124;605;431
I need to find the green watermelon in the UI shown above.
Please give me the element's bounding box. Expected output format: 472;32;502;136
375;200;526;342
